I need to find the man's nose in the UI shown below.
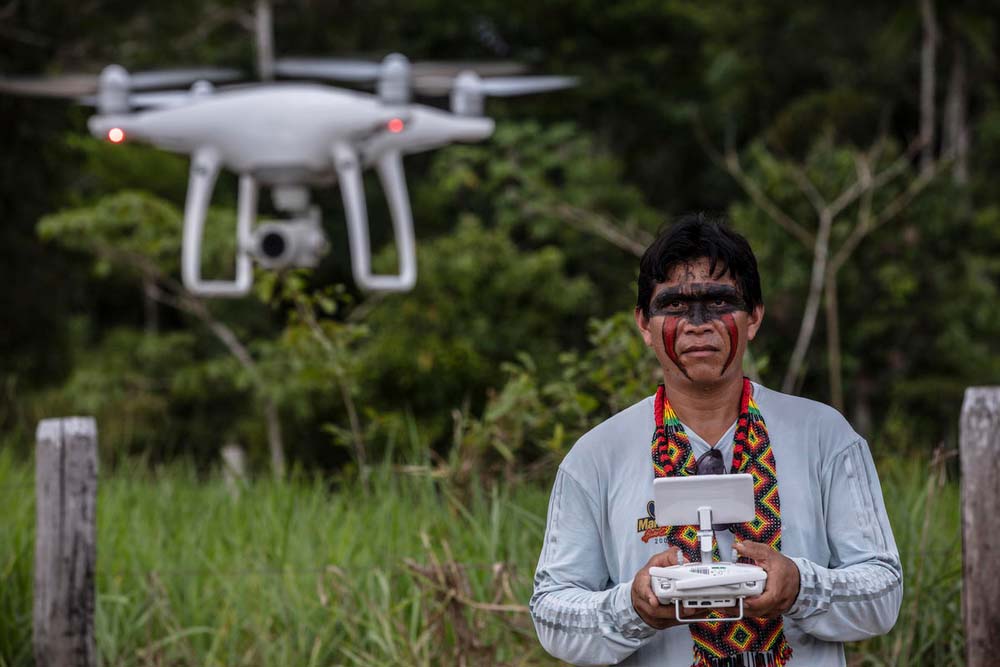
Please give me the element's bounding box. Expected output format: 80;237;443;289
681;306;715;333
683;319;715;335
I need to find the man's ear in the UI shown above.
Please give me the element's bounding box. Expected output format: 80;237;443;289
634;307;654;347
746;305;765;341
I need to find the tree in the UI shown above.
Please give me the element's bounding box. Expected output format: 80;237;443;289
38;191;288;477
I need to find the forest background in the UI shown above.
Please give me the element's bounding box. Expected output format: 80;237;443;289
0;1;997;665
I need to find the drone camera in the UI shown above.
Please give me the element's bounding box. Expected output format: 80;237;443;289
249;208;328;270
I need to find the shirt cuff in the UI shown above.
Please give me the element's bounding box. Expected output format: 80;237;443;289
615;580;658;640
783;556;810;619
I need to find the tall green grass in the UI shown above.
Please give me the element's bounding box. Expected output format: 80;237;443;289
850;453;964;666
0;448;963;666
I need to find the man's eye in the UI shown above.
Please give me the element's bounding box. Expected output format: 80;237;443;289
712;299;727;307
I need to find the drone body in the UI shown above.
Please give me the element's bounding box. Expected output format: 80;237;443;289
88;84;496;180
2;54;574;296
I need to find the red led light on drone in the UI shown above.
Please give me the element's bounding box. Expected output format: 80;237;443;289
387;118;405;133
107;127;126;143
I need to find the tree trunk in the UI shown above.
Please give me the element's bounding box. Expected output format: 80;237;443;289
142;276;159;336
254;0;275;81
781;210;833;393
943;44;969;185
824;270;844;412
262;396;285;479
852;371;873;438
919;0;939;174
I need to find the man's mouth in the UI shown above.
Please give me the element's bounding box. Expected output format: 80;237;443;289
681;345;720;356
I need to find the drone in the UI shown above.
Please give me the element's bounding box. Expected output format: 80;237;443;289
1;55;576;296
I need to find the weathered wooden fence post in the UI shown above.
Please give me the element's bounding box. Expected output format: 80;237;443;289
960;387;1000;667
221;442;247;499
34;417;98;667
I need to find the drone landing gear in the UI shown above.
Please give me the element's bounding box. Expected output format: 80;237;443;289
333;143;417;292
182;148;255;297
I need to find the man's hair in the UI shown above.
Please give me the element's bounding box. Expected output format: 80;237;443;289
636;213;763;317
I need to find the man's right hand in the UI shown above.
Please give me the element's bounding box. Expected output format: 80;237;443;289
631;548;716;629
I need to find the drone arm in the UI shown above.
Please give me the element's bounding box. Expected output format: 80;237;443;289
333;143;416;292
182;148;256;297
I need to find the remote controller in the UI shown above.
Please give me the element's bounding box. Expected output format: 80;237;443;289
649;562;767;622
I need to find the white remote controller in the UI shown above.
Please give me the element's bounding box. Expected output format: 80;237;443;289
648;474;771;622
649;562;767;622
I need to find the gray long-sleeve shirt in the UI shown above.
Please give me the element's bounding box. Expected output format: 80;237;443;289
530;383;902;666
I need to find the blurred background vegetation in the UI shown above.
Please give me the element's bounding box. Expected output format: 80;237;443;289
0;0;996;665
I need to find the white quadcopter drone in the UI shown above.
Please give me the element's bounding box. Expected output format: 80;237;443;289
2;55;576;296
648;474;768;622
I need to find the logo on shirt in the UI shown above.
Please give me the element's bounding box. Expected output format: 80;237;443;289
637;500;671;543
636;500;658;532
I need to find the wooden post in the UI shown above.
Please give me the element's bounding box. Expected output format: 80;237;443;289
221;442;247;499
34;417;98;667
960;387;1000;667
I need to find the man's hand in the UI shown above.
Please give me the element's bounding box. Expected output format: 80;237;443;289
631;548;724;628
735;540;801;618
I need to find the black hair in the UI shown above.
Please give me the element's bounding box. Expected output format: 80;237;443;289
636;213;763;318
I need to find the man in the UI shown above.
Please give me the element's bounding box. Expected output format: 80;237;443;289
529;214;901;667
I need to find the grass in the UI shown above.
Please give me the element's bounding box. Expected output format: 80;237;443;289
0;447;964;666
850;452;964;666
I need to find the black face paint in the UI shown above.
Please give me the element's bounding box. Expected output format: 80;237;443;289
648;284;748;322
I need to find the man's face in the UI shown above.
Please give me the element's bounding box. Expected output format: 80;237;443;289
635;258;763;386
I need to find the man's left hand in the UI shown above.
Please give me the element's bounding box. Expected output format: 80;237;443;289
734;540;801;619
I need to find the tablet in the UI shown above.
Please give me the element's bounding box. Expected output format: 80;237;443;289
653;474;755;526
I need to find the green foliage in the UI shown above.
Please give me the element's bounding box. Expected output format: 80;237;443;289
851;455;963;666
359;217;595;439
765;88;883;158
1;4;995;664
0;452;555;667
727;134;1000;437
14;323;252;465
38;190;183;273
417;121;660;312
66;135;192;205
0;446;963;666
38;190;241;278
454;311;654;473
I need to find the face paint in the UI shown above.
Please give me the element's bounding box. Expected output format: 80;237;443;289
648;283;749;379
648;283;747;320
721;312;739;376
660;316;689;379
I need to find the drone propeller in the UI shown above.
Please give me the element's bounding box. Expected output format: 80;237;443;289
78;90;204;110
413;72;578;116
413;74;579;97
127;68;242;90
273;58;380;82
0;74;102;98
0;66;242;100
273;56;527;82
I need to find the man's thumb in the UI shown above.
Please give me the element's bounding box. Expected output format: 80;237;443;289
734;540;772;562
650;546;680;567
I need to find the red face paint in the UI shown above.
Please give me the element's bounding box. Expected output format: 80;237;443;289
721;312;739;376
661;317;689;378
